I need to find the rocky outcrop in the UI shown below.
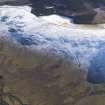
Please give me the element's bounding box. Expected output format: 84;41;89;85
30;0;105;24
30;0;105;16
0;33;105;105
93;8;105;24
1;37;105;105
0;38;87;105
1;0;105;24
0;0;30;5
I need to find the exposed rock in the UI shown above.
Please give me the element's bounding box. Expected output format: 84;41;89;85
1;0;105;24
72;10;97;24
0;0;30;5
30;0;105;24
0;38;88;105
0;38;105;105
93;8;105;24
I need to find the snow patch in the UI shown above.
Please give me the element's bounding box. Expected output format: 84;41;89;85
0;6;105;72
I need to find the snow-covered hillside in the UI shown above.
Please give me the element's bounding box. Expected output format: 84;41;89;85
0;6;105;83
